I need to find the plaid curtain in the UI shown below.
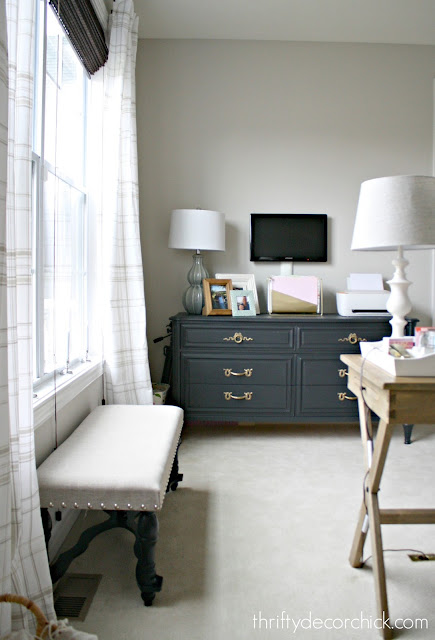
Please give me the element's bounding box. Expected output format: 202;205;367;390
100;0;152;405
0;0;55;633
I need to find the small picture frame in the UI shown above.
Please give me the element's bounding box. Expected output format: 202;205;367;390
230;289;256;317
216;273;259;314
203;278;233;316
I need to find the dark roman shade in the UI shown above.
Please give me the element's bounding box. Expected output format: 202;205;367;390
49;0;108;76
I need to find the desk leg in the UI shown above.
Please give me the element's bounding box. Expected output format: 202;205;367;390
357;397;373;470
366;491;392;639
349;397;373;567
351;408;394;639
367;419;394;638
349;502;369;567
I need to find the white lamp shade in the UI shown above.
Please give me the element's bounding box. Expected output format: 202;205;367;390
168;209;225;251
351;175;435;251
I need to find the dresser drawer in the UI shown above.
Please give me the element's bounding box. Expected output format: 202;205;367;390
298;321;391;351
181;325;294;350
296;355;348;386
296;384;358;417
183;355;293;386
187;384;290;411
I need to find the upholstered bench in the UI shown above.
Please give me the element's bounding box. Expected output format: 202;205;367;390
37;404;184;606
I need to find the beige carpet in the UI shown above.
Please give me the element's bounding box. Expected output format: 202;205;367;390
60;422;435;639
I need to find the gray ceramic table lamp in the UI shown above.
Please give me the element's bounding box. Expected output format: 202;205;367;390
169;208;225;314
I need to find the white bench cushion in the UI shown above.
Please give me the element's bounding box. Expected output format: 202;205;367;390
37;405;183;512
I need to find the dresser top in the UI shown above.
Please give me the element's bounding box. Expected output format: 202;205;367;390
170;312;395;324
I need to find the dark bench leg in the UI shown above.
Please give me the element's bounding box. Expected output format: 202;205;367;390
41;507;52;548
41;508;163;606
133;511;163;606
48;510;132;583
167;444;184;492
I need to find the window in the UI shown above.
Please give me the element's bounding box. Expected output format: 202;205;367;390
33;0;89;385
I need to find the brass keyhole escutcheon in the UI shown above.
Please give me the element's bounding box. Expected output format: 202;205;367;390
223;332;253;344
338;332;367;345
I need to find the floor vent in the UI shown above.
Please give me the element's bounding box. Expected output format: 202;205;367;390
53;573;102;621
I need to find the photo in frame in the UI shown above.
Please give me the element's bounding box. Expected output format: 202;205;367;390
230;289;256;317
202;278;233;316
215;273;260;314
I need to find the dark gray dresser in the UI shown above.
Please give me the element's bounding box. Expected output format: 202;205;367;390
169;313;408;424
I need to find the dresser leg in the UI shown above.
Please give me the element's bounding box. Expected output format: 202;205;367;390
403;424;413;445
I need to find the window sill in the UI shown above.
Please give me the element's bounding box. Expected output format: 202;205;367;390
34;360;103;429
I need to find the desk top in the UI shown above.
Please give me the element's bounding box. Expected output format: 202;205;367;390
340;354;435;391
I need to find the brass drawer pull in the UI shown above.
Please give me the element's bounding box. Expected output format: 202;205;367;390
223;368;253;377
338;332;367;345
337;392;357;402
338;368;348;378
224;391;253;401
223;332;253;344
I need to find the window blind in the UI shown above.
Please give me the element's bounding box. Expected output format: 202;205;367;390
49;0;108;76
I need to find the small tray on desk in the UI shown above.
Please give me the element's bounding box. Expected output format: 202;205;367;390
360;341;435;376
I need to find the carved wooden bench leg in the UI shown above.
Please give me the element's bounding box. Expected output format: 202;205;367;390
48;511;129;583
41;507;52;548
42;508;164;606
166;444;183;492
133;511;163;606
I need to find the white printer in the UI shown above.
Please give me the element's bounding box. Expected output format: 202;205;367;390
336;273;390;317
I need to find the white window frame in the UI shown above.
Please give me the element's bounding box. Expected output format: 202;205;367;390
32;0;102;417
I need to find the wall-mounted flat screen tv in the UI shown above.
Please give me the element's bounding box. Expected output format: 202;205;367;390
250;213;328;262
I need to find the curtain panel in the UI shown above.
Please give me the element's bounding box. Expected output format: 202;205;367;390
0;0;55;634
99;0;152;405
0;0;11;627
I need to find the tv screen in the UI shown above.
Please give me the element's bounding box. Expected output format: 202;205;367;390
250;213;327;262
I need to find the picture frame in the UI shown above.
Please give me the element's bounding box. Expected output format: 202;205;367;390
202;278;233;316
215;273;260;314
230;289;256;317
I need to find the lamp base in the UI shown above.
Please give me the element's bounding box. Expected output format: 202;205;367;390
182;284;204;314
387;246;412;338
182;252;208;314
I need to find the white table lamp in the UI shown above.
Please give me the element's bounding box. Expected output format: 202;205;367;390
169;208;225;314
351;175;435;337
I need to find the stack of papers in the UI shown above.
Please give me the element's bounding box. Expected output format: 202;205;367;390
347;273;384;291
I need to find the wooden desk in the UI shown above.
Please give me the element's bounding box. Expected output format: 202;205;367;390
340;354;435;639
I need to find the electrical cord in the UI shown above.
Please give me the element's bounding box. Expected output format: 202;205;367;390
360;548;431;567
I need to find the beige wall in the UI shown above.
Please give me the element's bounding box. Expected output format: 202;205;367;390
136;40;435;380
